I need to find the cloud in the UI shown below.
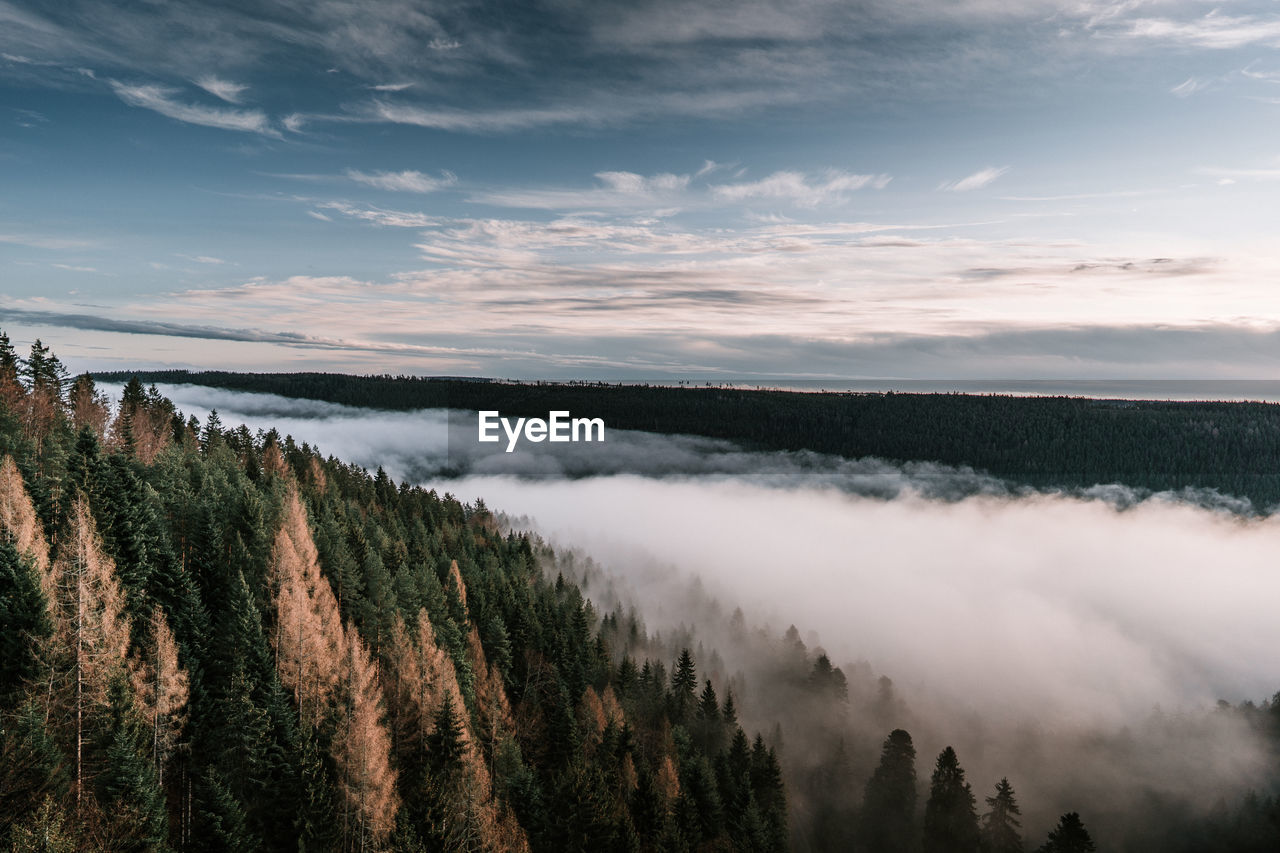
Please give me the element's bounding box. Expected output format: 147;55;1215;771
370;82;415;92
940;166;1010;192
108;81;277;136
345;168;457;193
0;232;95;250
193;74;248;103
711;170;891;206
317;201;439;228
364;100;592;133
1110;13;1280;50
1196;166;1280;182
1171;76;1207;97
475;170;694;210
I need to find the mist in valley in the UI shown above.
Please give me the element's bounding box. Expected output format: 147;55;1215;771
107;382;1280;847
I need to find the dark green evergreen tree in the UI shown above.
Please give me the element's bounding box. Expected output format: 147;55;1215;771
670;649;697;723
0;542;51;703
981;777;1023;853
1038;812;1095;853
923;746;980;853
862;729;918;853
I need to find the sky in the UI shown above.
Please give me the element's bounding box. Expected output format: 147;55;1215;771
3;0;1280;379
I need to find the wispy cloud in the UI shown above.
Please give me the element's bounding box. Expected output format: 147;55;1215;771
109;81;277;136
370;82;414;92
1111;13;1280;50
1196;165;1280;182
0;232;95;250
1171;77;1207;97
317;202;439;228
710;170;891;206
940;166;1010;192
345;169;457;193
473;170;694;210
193;74;248;103
364;100;592;133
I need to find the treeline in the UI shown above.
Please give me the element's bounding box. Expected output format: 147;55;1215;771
91;370;1280;509
0;336;789;851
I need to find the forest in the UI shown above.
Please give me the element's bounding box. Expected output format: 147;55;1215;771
92;370;1280;510
0;334;1273;852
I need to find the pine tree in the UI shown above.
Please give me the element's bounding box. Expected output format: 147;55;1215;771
192;768;259;853
923;746;980;853
862;729;918;853
95;673;169;850
0;699;69;837
0;542;51;702
129;606;190;784
7;795;76;853
1038;812;1095;853
670;649;696;723
981;777;1023;853
0;328;22;403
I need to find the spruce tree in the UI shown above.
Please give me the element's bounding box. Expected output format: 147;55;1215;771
0;542;51;703
670;648;697;723
862;728;918;853
981;777;1023;853
1038;812;1095;853
923;746;980;853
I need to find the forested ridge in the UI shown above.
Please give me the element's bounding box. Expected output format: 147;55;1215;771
2;337;1279;852
92;370;1280;509
1;338;792;851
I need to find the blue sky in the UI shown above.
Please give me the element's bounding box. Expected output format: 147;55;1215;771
2;0;1280;379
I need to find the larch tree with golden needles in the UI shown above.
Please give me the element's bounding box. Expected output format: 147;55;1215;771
129;606;190;785
270;490;344;729
333;630;399;849
48;496;133;813
0;455;52;601
270;488;400;849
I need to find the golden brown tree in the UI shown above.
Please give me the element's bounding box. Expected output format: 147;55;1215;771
333;631;400;848
129;606;190;785
270;489;400;849
0;455;52;609
270;490;344;728
48;497;132;813
67;375;111;440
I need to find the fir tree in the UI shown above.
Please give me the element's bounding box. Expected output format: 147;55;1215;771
923;746;980;853
981;777;1023;853
862;729;918;853
1038;812;1095;853
670;648;697;723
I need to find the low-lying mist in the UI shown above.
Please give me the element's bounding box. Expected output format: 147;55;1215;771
108;382;1280;843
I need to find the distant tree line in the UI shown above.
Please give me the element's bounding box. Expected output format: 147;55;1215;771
92;370;1280;509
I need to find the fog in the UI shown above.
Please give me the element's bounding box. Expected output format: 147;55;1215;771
108;383;1280;718
105;381;1280;841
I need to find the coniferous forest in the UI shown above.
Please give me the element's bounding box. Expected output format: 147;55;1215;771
93;369;1280;509
5;335;1280;853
